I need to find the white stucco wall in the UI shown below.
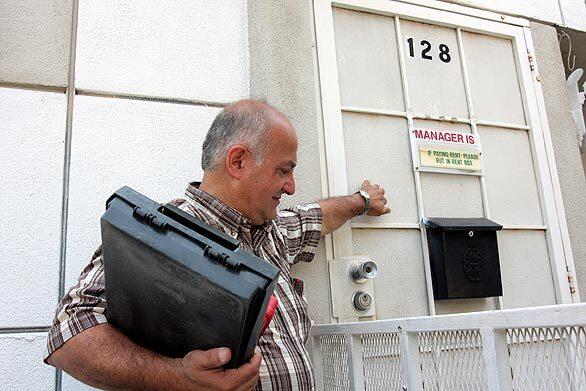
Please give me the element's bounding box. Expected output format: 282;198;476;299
0;0;72;87
75;0;249;102
559;0;586;30
0;334;55;391
442;0;586;31
0;1;249;389
0;88;66;329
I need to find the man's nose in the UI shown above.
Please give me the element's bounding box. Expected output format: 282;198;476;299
283;173;295;195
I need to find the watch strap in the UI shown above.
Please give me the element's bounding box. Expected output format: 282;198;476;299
356;190;371;216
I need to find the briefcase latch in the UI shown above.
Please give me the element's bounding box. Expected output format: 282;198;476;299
132;206;168;230
204;245;241;271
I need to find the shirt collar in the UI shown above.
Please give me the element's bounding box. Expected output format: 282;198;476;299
184;181;273;234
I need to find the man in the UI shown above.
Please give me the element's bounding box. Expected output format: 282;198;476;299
46;99;390;390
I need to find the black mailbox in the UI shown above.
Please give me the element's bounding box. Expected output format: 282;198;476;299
423;217;503;300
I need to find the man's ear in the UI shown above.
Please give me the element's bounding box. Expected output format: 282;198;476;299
225;145;248;179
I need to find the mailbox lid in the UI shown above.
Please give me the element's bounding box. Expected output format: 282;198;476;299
423;217;502;231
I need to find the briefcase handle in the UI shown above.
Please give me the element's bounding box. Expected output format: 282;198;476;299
106;186;241;253
158;204;240;251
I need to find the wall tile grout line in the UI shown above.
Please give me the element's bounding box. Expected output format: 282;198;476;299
75;88;230;108
0;84;231;110
0;327;50;334
55;0;79;389
0;81;66;94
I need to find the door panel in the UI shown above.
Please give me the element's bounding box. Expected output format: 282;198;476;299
401;20;469;117
479;125;544;225
333;8;405;111
343;112;419;224
352;229;429;318
462;31;526;124
420;172;484;217
498;230;556;308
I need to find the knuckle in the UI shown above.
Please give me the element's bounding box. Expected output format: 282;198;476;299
205;350;217;364
182;352;193;365
183;351;199;368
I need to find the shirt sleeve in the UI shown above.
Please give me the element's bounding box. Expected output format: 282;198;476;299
45;245;108;362
277;203;323;265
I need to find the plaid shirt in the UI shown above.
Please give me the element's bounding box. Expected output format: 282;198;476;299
46;182;322;390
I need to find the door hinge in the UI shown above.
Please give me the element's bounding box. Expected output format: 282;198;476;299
567;267;577;295
528;52;536;71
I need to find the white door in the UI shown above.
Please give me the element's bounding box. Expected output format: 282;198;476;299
314;0;579;318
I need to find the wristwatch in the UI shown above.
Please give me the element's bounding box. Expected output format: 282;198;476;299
356;190;371;216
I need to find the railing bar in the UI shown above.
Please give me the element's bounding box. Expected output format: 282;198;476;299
341;105;407;118
350;222;420;229
412;114;471;124
311;335;325;391
399;328;423;391
501;224;547;230
311;303;586;336
350;223;547;230
346;334;365;390
476;119;531;130
480;327;513;391
338;110;530;130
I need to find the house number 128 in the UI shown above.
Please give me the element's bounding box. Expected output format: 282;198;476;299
407;38;451;63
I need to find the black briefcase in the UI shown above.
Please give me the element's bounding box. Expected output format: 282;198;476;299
101;186;280;368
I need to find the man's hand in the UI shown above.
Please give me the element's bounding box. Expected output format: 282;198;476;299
47;323;261;391
182;347;262;391
359;180;391;216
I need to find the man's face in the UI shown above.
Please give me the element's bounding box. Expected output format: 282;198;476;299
242;118;297;225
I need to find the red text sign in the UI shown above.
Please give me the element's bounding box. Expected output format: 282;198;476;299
412;128;477;145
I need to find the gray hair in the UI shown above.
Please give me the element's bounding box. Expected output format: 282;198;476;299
201;101;274;171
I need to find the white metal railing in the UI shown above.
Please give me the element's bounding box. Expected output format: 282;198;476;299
310;304;586;390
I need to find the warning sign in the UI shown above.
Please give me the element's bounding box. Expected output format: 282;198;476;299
419;147;481;171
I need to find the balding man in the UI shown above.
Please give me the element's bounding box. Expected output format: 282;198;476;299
45;99;389;390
